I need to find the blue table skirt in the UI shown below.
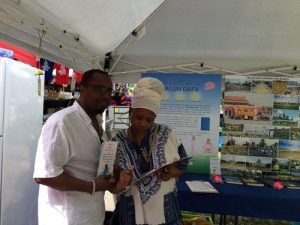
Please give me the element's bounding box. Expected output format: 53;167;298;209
177;173;300;222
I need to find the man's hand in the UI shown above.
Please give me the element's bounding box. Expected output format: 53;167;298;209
94;174;117;191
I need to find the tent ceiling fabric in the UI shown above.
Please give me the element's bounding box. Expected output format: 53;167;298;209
0;0;164;71
112;0;300;78
0;0;300;78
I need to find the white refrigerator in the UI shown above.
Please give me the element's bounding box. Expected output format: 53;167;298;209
0;57;44;225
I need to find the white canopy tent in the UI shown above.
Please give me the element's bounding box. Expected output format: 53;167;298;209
0;0;164;71
1;0;300;82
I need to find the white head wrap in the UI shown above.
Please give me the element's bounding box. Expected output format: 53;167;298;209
131;77;164;115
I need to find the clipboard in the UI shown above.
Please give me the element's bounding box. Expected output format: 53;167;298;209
131;156;192;185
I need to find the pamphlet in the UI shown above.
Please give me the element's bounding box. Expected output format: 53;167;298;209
186;180;219;193
131;156;192;185
241;178;264;187
223;176;243;185
280;180;300;190
210;156;221;175
97;141;118;176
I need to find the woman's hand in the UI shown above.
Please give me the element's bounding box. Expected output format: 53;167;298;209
156;164;175;181
156;163;184;182
118;166;134;188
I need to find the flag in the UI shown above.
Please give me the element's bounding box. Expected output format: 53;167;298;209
54;64;69;85
74;70;83;82
39;58;54;81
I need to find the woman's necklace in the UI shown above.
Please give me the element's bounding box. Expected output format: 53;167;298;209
129;127;151;173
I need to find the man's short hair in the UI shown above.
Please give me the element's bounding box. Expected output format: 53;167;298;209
80;69;108;87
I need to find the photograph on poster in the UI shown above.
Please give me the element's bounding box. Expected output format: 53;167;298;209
180;134;218;155
272;80;300;95
243;124;271;138
272;109;299;127
290;127;300;140
269;126;291;139
202;138;214;153
221;136;250;156
225;78;252;92
284;81;300;95
278;139;300;160
223;92;273;125
290;159;300;174
200;117;210;131
190;136;197;154
248;138;278;157
298;108;300;127
271;158;290;173
272;80;288;95
278;150;300;160
251;80;272;94
246;156;272;172
221;154;247;170
278;139;300;151
273;95;299;110
222;124;244;137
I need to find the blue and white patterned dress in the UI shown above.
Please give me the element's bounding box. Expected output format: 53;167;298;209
111;123;188;225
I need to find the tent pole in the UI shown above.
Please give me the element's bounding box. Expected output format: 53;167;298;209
108;35;134;74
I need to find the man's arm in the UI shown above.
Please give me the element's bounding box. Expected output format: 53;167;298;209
35;171;116;194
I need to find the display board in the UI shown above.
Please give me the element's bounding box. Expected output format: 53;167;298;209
143;73;222;174
221;76;300;178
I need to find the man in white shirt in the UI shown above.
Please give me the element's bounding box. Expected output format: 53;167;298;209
33;69;132;225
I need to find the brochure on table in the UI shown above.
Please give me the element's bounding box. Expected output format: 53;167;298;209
210;156;221;175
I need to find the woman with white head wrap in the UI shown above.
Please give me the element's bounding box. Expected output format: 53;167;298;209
111;77;188;225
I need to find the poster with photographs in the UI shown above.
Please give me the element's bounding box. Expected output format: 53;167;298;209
222;76;300;176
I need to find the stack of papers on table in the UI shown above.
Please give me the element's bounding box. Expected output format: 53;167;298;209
241;178;264;187
186;180;219;193
223;176;243;185
280;180;300;190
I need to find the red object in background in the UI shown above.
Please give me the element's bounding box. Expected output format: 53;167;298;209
54;63;69;85
273;181;284;190
0;41;36;67
212;175;223;183
74;70;83;82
